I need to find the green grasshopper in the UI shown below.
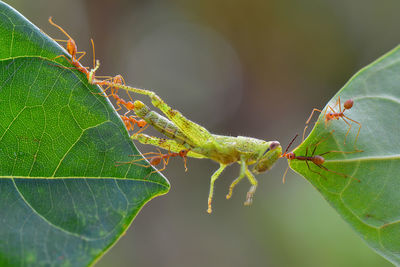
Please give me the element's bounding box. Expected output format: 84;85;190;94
97;80;282;213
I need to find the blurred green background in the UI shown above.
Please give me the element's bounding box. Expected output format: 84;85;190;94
9;0;400;266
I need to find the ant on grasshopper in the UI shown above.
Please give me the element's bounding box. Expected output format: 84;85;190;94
120;115;147;133
123;149;189;173
110;93;147;134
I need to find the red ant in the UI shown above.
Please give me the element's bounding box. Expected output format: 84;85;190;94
96;74;125;98
306;96;361;145
110;92;147;133
48;17;90;76
120;115;147;134
48;18;145;136
123;149;189;173
112;92;135;112
48;17;104;85
148;149;189;172
281;133;361;183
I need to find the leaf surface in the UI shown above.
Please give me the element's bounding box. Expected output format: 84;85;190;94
0;2;169;266
290;45;400;265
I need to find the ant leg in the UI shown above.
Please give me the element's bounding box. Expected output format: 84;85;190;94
319;149;363;157
226;159;246;199
51;54;71;63
119;151;163;166
311;145;318;157
337;96;342;113
92;77;115;96
305;108;323;124
208;164;228;213
114;101;123;113
115;158;150;168
306;160;326;180
326;105;336;113
311;131;334;151
324;105;337;127
318;164;360;182
127;91;136;103
340;117;352;145
132;124;148;136
52;38;68;43
302;125;309;142
343;115;362;146
118;76;127;98
282;164;291;183
76;51;86;61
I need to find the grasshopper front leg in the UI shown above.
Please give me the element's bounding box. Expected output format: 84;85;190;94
244;168;258;206
226;156;247;200
208;164;228;214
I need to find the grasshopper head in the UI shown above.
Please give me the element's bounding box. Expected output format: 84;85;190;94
253;141;282;174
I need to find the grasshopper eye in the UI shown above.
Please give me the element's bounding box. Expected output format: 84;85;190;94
269;141;280;150
253;142;282;174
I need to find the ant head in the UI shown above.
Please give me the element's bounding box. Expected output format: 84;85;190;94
125;101;135;110
312;155;325;165
326;113;334;120
137;120;147;128
253;141;282;174
114;75;124;85
179;150;189;157
287;152;295;160
344;99;353;110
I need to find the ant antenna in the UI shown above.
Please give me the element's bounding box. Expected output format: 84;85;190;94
284;134;299;155
48;17;72;40
91;38;96;70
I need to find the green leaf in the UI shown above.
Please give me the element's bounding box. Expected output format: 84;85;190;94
290;45;400;265
0;1;169;266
